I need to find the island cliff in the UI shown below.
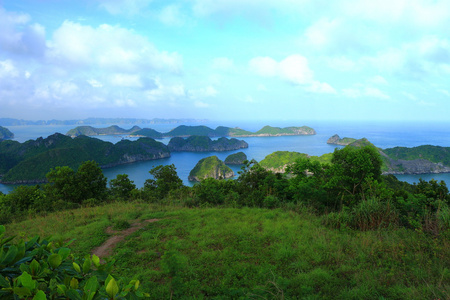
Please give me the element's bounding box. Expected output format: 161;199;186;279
188;156;234;181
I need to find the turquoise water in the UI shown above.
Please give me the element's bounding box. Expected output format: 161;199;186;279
2;120;450;193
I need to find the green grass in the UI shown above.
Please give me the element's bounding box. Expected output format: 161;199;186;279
5;202;450;299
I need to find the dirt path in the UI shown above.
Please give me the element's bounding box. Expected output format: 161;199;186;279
92;219;159;258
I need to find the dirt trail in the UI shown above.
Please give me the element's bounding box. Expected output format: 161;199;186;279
92;219;159;258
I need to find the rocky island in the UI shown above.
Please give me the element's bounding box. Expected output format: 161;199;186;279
0;126;14;141
327;134;357;145
188;156;234;181
0;133;170;183
168;136;248;152
66;124;317;138
66;125;142;137
225;152;247;165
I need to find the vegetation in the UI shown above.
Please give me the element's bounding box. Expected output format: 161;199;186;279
167;136;248;152
0;126;14;140
1;145;450;298
224;151;247;165
259;151;309;172
66;125;142;137
0;134;169;183
188;156;234;181
384;145;450;166
130;124;316;138
327;134;357;145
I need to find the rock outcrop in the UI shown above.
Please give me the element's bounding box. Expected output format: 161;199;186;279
188;156;234;181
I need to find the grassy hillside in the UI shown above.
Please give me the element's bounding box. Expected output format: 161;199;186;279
4;203;449;299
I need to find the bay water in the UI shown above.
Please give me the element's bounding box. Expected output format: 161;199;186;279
1;120;450;194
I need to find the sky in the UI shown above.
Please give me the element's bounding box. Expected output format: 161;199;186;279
1;0;450;122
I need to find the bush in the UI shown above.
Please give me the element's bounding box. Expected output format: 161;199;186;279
0;225;148;299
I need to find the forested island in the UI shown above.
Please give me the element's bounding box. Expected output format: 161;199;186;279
188;155;234;181
0;126;14;140
0;133;248;183
66;124;316;138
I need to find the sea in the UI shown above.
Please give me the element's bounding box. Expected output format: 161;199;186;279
1;120;450;194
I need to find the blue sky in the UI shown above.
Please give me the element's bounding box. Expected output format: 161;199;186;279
1;0;450;122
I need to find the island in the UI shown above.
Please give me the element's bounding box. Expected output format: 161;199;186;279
66;125;142;137
327;134;357;145
259;151;310;173
66;124;317;138
168;136;248;152
0;133;170;183
188;156;234;181
0;126;14;140
0;117;206;126
225;152;247;165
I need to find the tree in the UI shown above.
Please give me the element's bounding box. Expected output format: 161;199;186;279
45;166;79;203
327;145;383;207
76;161;107;202
143;164;183;199
110;174;136;199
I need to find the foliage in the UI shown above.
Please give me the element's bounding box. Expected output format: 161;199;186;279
110;174;137;199
224;152;247;165
0;225;148;299
45;161;107;205
326;145;383;207
143;164;183;200
188;156;233;181
383;145;450;166
259;151;309;171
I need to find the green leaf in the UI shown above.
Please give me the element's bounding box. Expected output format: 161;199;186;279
30;259;41;276
0;245;18;265
48;254;62;269
13;286;33;298
0;225;5;236
33;290;47;300
18;271;36;290
105;276;119;299
70;278;79;289
83;276;98;300
82;257;91;274
58;247;71;260
72;262;81;273
0;275;10;288
56;284;67;295
66;289;82;300
91;254;100;267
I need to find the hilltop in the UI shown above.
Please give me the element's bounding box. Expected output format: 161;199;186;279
188;155;234;181
66;125;142;137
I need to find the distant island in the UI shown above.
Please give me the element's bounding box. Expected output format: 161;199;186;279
188;156;234;181
168;136;248;152
327;134;357;145
0;126;14;140
0;133;248;184
225;152;247;165
66;124;316;138
0;117;206;126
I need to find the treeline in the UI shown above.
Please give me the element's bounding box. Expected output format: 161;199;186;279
1;145;450;234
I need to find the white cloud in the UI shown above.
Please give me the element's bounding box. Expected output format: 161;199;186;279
110;74;143;88
307;81;337;94
189;86;218;99
249;56;278;77
48;21;183;74
249;54;333;93
0;60;20;78
88;79;103;88
145;78;186;102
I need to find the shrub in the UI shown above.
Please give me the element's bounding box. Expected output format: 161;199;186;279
0;225;148;299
